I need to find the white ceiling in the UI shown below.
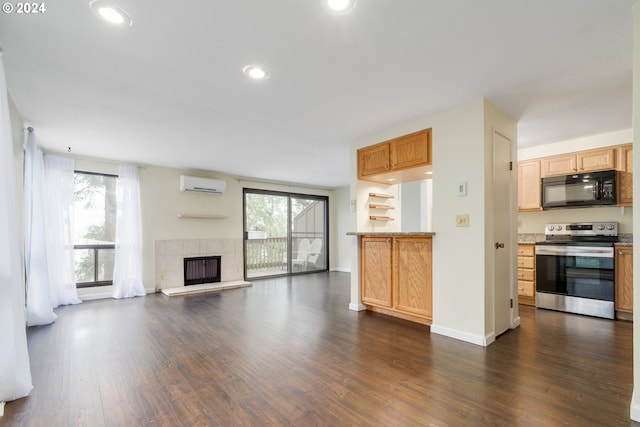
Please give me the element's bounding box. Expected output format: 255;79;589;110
1;0;638;188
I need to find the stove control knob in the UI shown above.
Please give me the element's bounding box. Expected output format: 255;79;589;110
606;224;615;230
547;225;555;231
597;224;605;230
556;225;563;231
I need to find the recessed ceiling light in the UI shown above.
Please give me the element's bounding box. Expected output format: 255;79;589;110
386;178;396;182
243;65;270;80
327;0;357;13
90;1;132;26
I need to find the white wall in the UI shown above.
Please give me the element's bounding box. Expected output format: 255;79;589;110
517;128;633;235
401;181;422;231
331;185;352;272
519;129;632;161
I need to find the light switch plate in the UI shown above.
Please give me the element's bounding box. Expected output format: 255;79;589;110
457;182;467;197
456;214;469;227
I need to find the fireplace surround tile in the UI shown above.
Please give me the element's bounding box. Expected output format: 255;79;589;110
154;238;244;290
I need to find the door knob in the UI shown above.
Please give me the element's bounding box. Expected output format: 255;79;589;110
495;242;505;249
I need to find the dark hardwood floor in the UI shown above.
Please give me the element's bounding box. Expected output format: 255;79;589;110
2;272;637;426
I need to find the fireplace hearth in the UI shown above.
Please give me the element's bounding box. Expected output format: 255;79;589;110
184;256;221;286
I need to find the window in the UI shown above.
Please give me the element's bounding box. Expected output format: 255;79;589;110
73;171;117;287
243;189;328;279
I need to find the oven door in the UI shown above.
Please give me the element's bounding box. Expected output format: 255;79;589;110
535;244;614;301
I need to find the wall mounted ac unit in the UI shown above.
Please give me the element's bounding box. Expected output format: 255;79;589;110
179;175;226;194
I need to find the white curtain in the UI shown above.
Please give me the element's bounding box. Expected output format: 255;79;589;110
112;164;146;299
44;155;81;307
24;132;56;326
0;56;33;405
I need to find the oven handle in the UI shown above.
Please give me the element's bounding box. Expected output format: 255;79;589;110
535;245;614;258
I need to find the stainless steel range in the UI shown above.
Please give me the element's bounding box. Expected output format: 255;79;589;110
535;222;618;319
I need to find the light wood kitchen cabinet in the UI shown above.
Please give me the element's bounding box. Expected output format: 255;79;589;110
617;144;633;206
517;244;535;306
541;147;616;177
360;235;432;324
518;160;541;211
361;237;392;308
358;128;432;184
394;237;432;319
358;144;391;178
615;246;633;317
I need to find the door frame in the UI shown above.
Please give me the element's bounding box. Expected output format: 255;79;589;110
242;188;329;280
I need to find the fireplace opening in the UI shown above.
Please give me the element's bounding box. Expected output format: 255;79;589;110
184;256;221;286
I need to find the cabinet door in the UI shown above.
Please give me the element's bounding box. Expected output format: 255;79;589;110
541;154;577;177
518;160;541;211
577;147;616;172
618;144;633;206
361;237;392;307
358;143;390;178
393;237;432;318
615;247;633;313
390;129;431;171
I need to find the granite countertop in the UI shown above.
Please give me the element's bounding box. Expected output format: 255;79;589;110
347;231;436;236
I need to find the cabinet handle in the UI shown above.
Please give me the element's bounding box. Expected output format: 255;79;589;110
384;164;389;169
394;240;398;244
391;163;396;168
386;239;391;244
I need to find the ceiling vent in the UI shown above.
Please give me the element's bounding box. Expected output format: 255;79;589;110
179;175;226;194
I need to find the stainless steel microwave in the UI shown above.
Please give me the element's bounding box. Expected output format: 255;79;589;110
541;169;617;209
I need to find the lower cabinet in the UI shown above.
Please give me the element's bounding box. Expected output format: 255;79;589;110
615;246;633;319
517;244;536;306
361;236;432;325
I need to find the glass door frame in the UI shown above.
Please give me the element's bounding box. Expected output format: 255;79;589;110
242;188;329;280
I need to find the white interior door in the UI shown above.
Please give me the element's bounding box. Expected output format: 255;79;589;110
493;130;512;336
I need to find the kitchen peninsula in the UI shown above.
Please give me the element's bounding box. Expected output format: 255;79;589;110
347;231;435;325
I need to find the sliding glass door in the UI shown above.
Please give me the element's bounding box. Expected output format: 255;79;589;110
243;189;328;279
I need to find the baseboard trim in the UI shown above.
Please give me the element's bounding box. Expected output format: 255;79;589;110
511;316;521;329
431;324;494;347
349;302;366;311
79;288;154;301
331;267;351;273
631;391;640;421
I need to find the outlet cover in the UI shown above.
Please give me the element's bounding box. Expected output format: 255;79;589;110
456;214;469;227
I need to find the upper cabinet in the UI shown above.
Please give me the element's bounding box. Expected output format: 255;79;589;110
541;147;616;177
358;128;432;184
617;144;633;206
518;160;542;211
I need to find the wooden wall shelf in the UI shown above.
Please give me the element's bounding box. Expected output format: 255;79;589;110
369;204;394;209
177;214;228;219
369;192;394;199
369;216;395;221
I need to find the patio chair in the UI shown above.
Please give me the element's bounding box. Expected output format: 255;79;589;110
306;238;323;268
291;238;311;271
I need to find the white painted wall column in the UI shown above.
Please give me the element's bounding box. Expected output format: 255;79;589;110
630;3;640;423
